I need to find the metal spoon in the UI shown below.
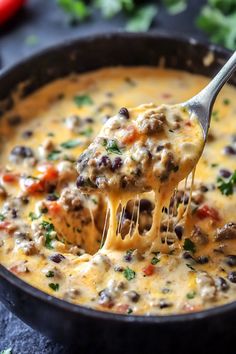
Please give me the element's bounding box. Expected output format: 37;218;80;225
184;51;236;139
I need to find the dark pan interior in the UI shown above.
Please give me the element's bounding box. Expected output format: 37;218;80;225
0;32;235;354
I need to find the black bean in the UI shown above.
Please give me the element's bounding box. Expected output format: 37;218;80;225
224;146;236;155
22;130;33;139
182;251;193;260
98;289;113;307
228;271;236;283
123;210;132;220
124;252;133;262
114;265;124;272
98;155;111;168
219;169;232;178
76;176;85;188
140;199;153;213
200;185;209;193
47;194;59;201
7;115;22;126
159;299;172;309
126;291;140;303
50;254;66;263
196;256;209;264
225;255;236;267
85;117;94;123
11;209;18;219
156;145;164;152
174;225;183;240
119;107;129;119
217;277;230;292
11;146;34;158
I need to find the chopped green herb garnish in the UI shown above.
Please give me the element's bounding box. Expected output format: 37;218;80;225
123;267;136;281
183;238;196;253
25;34;39;46
126;5;157;32
151;256;160;265
74;94;93;107
217;170;236;196
47;132;55;137
127;308;133;314
186;290;196;299
49;283;60;291
47;150;61;161
60;140;81;149
0;214;5;221
57;0;89;21
41;221;56;249
211;163;218;168
212;110;220;121
46;270;55;278
196;1;236;50
91;197;98;205
186;263;196;271
163;0;187;15
0;349;12;354
79;127;93;137
104;139;122;155
29;212;41;221
223;98;230;105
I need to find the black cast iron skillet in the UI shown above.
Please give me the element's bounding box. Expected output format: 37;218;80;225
0;33;235;354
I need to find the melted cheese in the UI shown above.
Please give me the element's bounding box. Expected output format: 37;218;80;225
0;67;236;315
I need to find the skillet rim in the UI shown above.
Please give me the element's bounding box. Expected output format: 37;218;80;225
0;31;234;325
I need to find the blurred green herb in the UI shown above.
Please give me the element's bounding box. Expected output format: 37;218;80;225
162;0;187;15
217;170;236;196
0;349;12;354
57;0;89;21
25;35;39;46
197;0;236;49
126;5;157;32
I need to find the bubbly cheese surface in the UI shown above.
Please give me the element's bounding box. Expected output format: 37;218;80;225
0;67;236;315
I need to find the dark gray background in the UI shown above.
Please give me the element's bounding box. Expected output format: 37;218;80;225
0;0;208;353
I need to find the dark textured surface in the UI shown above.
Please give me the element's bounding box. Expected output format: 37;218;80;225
0;1;208;353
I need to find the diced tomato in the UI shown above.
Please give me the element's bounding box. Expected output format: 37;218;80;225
143;264;155;276
121;125;139;144
25;179;44;194
0;221;10;230
115;304;130;314
0;0;26;25
9;263;28;274
47;202;62;215
196;204;220;221
41;166;58;182
182;303;203;313
2;173;18;183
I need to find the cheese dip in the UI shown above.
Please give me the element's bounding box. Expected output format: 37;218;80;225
0;67;236;315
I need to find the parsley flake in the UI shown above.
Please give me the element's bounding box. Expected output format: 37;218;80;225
104;139;122;155
186;290;196;299
29;212;41;221
74;94;93;107
123;267;136;281
0;214;5;221
151;256;160;265
49;283;59;291
46;270;55;278
60;140;81;149
183;238;196;253
47;150;61;161
217;170;236;196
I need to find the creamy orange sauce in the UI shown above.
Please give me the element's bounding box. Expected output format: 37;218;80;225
0;67;236;315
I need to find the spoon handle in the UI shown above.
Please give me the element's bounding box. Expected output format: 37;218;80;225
187;51;236;136
199;51;236;103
